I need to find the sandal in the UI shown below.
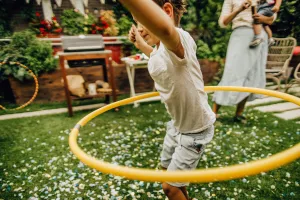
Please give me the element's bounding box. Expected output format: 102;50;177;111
233;115;247;123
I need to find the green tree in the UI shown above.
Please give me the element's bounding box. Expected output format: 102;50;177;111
182;0;231;60
273;0;300;44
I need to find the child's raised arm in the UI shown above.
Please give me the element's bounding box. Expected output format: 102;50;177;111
119;0;184;59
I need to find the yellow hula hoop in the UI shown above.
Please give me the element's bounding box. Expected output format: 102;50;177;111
69;86;300;183
0;61;39;110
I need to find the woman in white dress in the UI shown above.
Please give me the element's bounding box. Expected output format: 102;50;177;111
213;0;275;122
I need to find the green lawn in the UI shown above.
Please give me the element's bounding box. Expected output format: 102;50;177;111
0;94;129;116
0;101;299;199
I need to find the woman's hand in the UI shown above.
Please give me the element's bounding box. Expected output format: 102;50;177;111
253;13;274;25
238;0;251;12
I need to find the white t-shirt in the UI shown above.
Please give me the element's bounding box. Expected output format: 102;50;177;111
148;28;216;134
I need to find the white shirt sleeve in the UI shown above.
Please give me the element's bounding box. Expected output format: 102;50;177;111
219;0;233;28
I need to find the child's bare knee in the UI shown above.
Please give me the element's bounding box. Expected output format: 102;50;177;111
162;182;173;194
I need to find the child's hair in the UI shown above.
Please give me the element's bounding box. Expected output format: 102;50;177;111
153;0;187;26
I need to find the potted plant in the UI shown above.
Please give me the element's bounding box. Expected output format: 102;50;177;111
196;40;223;84
61;9;97;35
61;9;122;63
29;12;62;38
0;30;58;104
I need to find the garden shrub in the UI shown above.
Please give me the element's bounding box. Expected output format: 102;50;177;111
273;0;300;45
0;30;57;81
61;9;97;35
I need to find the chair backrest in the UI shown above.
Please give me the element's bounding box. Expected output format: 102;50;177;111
294;63;300;80
267;37;297;70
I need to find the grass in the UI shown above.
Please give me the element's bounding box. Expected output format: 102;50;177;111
0;94;130;116
0;101;299;200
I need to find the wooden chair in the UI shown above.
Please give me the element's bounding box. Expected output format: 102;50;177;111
286;63;300;92
266;37;297;90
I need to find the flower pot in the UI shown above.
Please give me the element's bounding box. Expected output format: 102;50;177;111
105;44;122;64
37;33;61;38
198;59;221;84
104;37;122;64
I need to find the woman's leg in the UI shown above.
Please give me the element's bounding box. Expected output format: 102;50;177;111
212;103;221;116
235;96;248;117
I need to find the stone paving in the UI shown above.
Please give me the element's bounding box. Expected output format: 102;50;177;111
0;103;105;121
0;84;299;121
246;84;300;121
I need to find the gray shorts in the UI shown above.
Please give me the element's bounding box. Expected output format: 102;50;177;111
160;121;214;187
258;3;274;17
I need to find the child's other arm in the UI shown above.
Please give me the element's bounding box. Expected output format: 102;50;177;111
119;0;184;59
128;24;153;57
272;0;282;13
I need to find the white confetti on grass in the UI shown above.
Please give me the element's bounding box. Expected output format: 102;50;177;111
1;106;300;199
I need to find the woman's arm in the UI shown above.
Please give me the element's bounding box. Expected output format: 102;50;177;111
119;0;184;58
252;14;275;25
219;0;252;27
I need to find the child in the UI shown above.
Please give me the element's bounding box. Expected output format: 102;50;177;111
119;0;216;199
250;0;282;48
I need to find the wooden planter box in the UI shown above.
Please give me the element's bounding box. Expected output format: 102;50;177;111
199;59;220;84
8;60;219;104
8;65;153;104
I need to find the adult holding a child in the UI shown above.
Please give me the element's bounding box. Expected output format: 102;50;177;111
213;0;277;122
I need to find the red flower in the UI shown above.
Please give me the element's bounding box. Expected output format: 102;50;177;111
53;28;62;33
46;22;52;30
36;12;41;17
39;28;46;34
40;20;47;25
92;30;96;34
96;26;103;31
52;16;57;21
101;20;109;29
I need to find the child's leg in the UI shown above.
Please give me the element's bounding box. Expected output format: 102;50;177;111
162;125;214;200
161;121;188;199
264;25;272;38
180;187;189;199
250;24;264;47
253;24;262;37
162;183;188;200
264;25;275;46
160;121;177;169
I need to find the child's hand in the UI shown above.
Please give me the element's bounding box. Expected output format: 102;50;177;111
128;24;137;43
129;24;147;50
271;5;280;13
239;0;251;12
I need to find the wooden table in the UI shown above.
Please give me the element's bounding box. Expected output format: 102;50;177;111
58;50;117;116
124;59;160;107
